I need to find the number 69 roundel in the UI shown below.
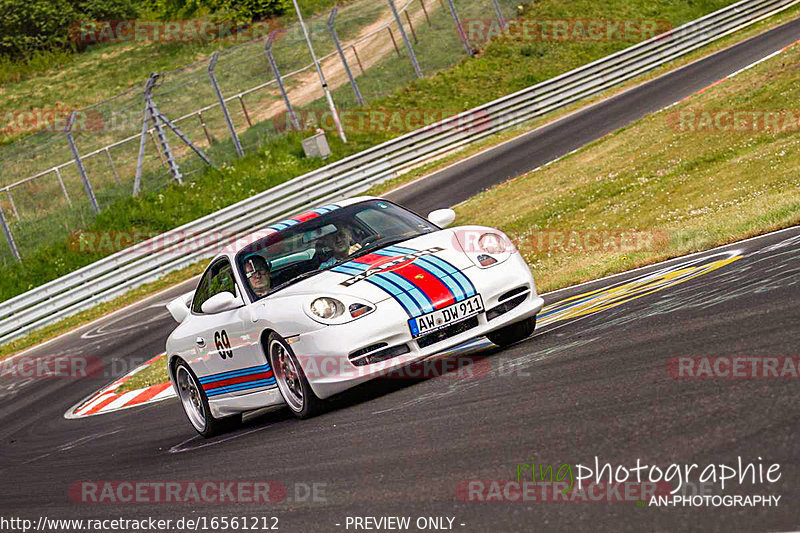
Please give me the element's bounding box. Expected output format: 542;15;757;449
214;330;233;359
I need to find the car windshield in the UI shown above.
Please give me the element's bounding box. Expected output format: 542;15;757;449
236;200;438;301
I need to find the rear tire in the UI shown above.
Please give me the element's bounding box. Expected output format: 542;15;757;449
174;359;242;438
486;316;536;347
268;332;325;419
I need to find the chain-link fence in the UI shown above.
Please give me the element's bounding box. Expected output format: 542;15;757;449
0;0;519;266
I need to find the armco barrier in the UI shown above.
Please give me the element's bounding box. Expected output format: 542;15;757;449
0;0;797;345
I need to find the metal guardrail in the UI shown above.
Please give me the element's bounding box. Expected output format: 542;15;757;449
0;0;797;345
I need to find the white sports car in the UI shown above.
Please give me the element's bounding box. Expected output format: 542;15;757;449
166;197;544;436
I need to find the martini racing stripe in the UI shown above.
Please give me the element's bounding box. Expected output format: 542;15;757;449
371;252;455;309
199;364;276;397
376;248;469;303
333;246;477;318
333;260;428;316
267;204;341;231
386;245;477;300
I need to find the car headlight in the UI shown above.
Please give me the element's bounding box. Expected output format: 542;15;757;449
310;297;344;319
478;233;507;254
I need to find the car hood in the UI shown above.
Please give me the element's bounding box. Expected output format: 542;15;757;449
273;230;474;306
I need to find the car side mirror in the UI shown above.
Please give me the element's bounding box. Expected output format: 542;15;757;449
428;208;456;228
201;291;243;314
167;295;190;323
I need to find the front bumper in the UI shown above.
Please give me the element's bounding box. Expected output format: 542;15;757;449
292;253;544;399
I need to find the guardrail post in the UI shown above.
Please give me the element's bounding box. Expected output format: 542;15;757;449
328;7;364;107
387;0;423;78
65;112;100;213
446;0;473;56
208;52;244;157
0;201;20;262
265;34;301;131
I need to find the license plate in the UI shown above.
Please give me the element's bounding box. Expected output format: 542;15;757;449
408;295;484;338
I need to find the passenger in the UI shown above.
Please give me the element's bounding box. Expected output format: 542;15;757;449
317;226;362;269
243;255;271;297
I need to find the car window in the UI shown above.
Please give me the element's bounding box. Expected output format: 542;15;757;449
236;200;437;300
191;260;237;314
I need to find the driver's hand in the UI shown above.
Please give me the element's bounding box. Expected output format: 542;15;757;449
347;243;362;255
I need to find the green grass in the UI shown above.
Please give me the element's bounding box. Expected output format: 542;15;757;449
119;354;169;392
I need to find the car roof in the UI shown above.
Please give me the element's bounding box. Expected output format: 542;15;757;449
224;195;380;257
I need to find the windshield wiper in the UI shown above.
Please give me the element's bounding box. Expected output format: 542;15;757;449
268;268;326;295
351;235;419;259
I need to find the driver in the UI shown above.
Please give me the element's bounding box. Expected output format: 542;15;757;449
243;255;271;297
317;225;362;269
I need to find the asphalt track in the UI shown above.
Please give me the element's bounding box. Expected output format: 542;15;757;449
1;18;799;533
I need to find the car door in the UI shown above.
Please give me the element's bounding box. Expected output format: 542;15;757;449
188;258;260;392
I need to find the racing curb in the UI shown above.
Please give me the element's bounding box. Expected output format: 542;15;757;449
65;353;174;419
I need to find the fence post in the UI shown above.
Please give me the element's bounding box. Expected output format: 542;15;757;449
419;0;431;25
446;0;473;56
208;52;244;157
405;12;418;44
104;147;121;184
265;34;301;131
492;0;506;28
6;190;19;220
239;96;253;127
291;0;347;143
328;7;364;107
351;45;365;74
387;0;423;78
0;200;20;262
388;28;401;56
197;112;213;145
65;112;100;213
134;104;152;197
54;167;72;206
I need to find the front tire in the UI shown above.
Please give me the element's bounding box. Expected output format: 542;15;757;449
268;333;325;419
174;359;242;438
486;316;536;347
